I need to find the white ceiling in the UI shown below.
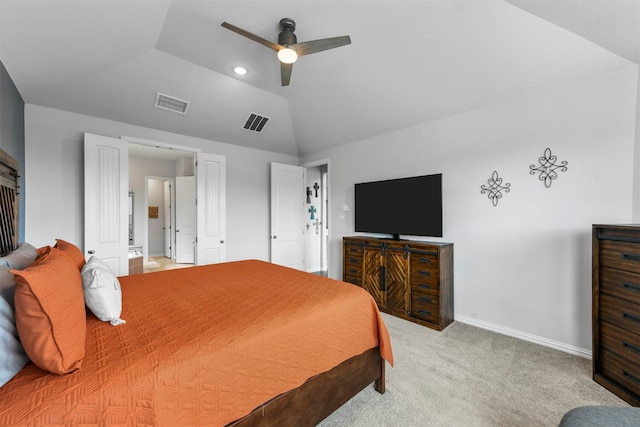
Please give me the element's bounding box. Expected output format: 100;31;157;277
1;0;638;157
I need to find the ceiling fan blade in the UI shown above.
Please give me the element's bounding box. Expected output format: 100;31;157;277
281;62;293;86
294;35;351;57
221;22;281;52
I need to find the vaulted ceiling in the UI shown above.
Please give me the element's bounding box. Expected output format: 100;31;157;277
1;1;637;157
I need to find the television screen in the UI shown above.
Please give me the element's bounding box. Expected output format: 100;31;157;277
354;174;442;238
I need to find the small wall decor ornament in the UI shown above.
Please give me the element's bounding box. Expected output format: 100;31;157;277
529;147;568;188
480;171;511;207
308;205;316;220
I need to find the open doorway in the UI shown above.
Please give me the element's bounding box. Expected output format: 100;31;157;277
302;159;330;276
128;142;196;274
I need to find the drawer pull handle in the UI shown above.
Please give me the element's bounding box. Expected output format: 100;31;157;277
418;270;431;277
623;342;640;355
418;257;431;264
349;258;358;263
418;310;431;316
623;253;640;262
349;269;357;273
349;248;358;252
623;282;640;293
622;312;640;323
418;296;431;303
623;370;640;385
418;284;431;290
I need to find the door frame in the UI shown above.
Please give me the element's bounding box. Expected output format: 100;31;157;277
301;158;331;275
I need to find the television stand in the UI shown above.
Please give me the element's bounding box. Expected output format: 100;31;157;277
342;236;454;331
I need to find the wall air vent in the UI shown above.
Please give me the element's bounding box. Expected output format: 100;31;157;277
155;92;189;115
242;113;270;133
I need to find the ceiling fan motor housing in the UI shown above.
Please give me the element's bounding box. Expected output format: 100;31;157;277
278;18;297;46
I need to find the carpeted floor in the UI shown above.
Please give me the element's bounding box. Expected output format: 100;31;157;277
319;313;628;427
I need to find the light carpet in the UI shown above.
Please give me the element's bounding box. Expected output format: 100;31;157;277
319;314;627;427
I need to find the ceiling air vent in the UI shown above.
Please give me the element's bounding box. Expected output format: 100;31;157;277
155;92;189;115
242;113;270;133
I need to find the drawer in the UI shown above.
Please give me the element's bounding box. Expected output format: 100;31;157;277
344;253;363;267
410;252;438;270
411;293;439;323
344;274;362;286
601;321;640;365
599;349;640;396
600;267;640;306
344;244;364;256
600;293;640;335
600;239;640;274
411;280;439;295
344;263;362;276
410;267;439;292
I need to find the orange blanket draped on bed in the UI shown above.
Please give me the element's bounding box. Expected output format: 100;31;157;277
0;260;393;426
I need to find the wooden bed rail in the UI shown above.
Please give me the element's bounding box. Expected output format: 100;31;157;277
229;347;385;426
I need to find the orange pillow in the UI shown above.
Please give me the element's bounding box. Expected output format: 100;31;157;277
11;247;86;374
54;239;86;270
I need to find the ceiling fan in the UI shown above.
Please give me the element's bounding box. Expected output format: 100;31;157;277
221;18;351;86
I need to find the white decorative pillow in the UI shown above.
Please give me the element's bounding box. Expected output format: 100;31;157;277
80;256;126;326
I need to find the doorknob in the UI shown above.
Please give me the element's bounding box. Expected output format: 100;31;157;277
220;240;225;244
273;235;277;239
88;250;95;254
176;229;180;232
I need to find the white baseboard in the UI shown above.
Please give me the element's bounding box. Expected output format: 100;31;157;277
454;315;592;359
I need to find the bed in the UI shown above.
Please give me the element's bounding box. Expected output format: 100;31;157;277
0;149;393;426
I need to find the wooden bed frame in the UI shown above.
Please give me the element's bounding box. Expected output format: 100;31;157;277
0;148;19;257
0;147;386;425
230;347;385;426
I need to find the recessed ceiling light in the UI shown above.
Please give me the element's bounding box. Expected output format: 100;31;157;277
233;66;248;76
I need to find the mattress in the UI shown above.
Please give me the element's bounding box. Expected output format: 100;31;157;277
0;260;392;426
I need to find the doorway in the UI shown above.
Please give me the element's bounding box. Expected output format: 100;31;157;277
302;159;330;276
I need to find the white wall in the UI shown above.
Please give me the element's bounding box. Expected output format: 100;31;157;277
301;66;638;355
24;104;298;262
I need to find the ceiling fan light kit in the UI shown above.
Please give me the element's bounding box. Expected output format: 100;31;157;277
277;48;298;64
221;18;351;86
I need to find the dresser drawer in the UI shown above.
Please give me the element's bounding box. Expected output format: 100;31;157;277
601;321;640;365
344;253;363;267
600;349;640;396
600;240;640;274
344;243;364;256
410;252;438;270
410;293;440;324
410;262;439;290
600;293;640;335
600;267;640;306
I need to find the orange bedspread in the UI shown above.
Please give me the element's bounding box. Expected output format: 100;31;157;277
0;260;393;426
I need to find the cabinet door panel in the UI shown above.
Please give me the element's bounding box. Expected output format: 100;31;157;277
364;247;384;306
385;251;408;312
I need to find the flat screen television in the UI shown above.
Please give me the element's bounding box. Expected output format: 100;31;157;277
354;173;442;239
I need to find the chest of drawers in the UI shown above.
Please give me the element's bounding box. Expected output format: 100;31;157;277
593;224;640;405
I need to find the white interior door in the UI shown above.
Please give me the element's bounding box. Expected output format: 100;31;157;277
196;152;226;265
175;176;195;264
163;180;172;258
84;132;129;275
270;163;305;270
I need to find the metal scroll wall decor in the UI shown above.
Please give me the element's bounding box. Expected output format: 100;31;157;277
529;147;568;188
480;171;511;207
